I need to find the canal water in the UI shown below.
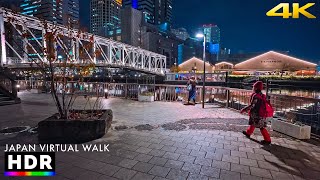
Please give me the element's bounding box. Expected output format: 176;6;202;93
239;84;320;99
268;88;320;99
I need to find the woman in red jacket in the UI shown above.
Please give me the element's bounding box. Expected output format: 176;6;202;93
240;81;271;145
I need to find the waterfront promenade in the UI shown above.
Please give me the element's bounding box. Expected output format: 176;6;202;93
0;92;320;180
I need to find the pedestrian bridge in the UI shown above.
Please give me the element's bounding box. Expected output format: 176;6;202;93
0;8;166;75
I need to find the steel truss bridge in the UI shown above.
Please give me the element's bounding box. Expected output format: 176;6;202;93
0;8;166;75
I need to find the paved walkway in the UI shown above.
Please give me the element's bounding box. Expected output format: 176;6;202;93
0;92;320;180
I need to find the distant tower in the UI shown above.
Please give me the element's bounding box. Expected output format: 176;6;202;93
90;0;122;36
20;0;79;28
171;28;189;41
123;0;172;25
203;24;220;44
19;0;79;59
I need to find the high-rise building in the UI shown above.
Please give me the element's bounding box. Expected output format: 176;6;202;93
111;7;181;67
171;28;189;41
20;0;79;28
62;0;80;28
90;0;121;37
120;7;143;46
203;24;220;44
20;0;79;60
154;0;172;25
123;0;172;25
178;38;203;65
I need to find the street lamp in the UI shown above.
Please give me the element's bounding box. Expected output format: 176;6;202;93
196;33;206;109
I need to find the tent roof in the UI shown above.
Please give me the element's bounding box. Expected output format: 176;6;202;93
234;51;317;70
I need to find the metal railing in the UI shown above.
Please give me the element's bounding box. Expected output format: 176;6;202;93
165;72;227;83
269;94;320;135
15;80;320;135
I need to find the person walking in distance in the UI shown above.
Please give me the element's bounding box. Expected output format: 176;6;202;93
187;76;197;105
240;81;273;145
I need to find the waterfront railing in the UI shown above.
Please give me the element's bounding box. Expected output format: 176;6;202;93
15;80;320;135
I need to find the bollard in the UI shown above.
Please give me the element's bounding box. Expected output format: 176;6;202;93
226;89;230;108
104;89;108;99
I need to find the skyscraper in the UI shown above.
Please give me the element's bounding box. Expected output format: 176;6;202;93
123;0;172;25
90;0;122;37
203;24;220;44
20;0;79;28
120;7;143;46
154;0;172;25
20;0;79;59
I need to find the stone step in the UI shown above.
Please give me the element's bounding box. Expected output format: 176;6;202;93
0;100;16;106
0;96;12;101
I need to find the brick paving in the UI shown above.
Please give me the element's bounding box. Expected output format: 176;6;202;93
0;92;320;179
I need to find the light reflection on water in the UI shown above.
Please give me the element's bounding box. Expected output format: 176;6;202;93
269;89;320;99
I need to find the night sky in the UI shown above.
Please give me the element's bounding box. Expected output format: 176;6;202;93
79;0;320;63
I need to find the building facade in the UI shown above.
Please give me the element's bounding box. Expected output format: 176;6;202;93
20;0;79;28
141;26;182;67
124;0;154;24
123;0;172;25
234;51;317;73
154;0;172;25
203;24;220;44
119;7;142;46
90;0;121;37
107;7;180;67
171;28;189;41
177;38;202;65
19;0;79;60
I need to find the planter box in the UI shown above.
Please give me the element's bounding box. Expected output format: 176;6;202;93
271;119;311;139
38;109;113;143
30;89;42;94
138;95;154;102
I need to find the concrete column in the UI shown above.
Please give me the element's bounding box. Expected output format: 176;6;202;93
0;14;6;66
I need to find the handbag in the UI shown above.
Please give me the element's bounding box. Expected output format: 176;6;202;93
187;84;192;91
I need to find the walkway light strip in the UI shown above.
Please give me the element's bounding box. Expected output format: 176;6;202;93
4;171;55;176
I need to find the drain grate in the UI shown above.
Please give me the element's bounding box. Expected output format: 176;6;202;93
0;126;31;135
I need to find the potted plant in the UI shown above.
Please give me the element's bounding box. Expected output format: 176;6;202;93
138;91;155;102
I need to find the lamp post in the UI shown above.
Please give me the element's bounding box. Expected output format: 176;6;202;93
196;33;206;109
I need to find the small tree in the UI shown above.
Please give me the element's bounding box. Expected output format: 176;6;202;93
42;23;105;119
8;12;103;119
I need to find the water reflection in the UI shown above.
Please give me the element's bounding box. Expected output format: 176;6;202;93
269;88;320;99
